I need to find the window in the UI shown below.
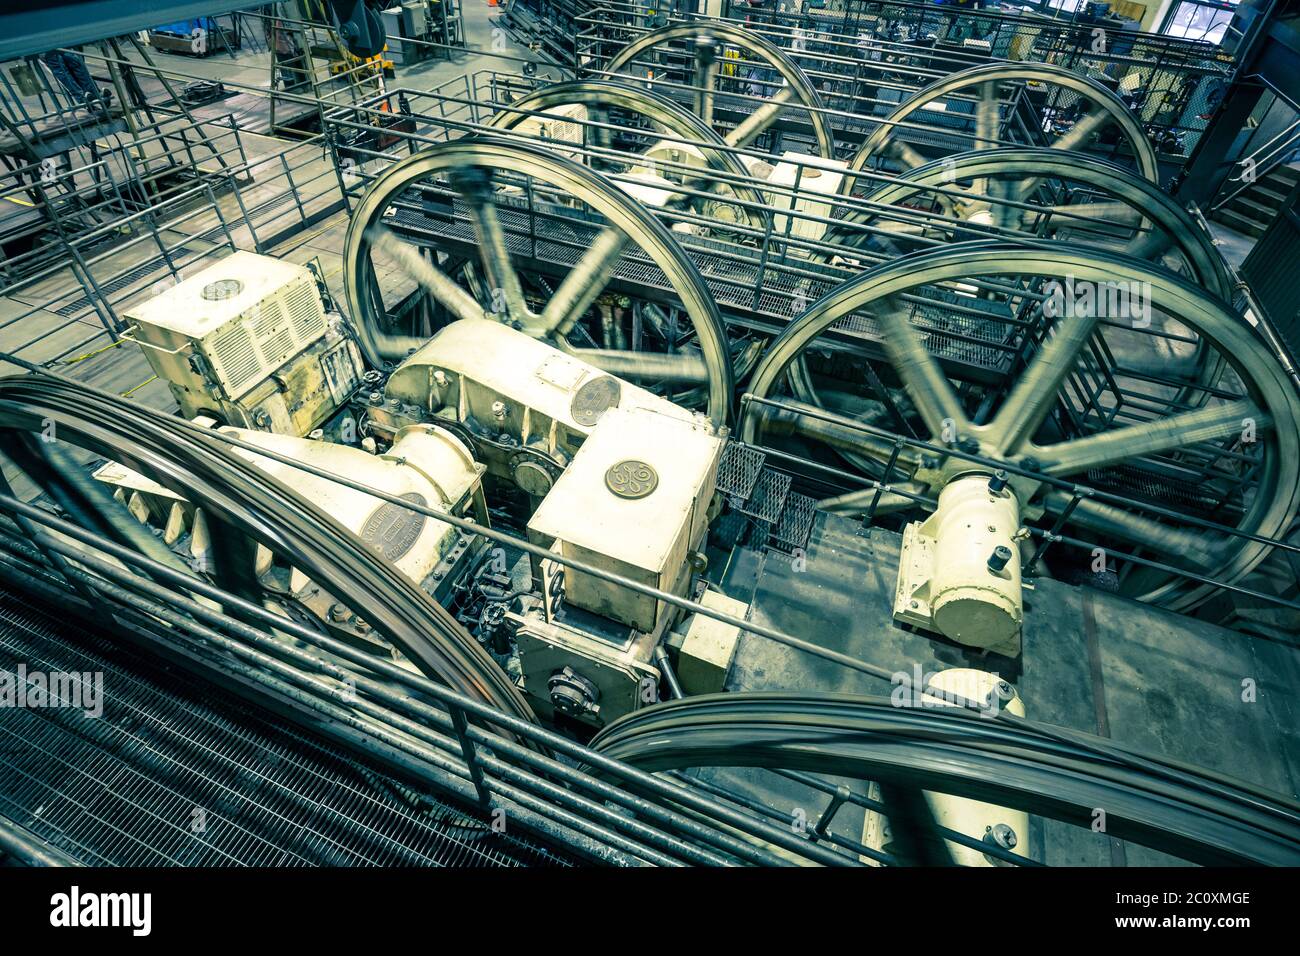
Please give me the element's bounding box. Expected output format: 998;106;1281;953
1161;0;1239;45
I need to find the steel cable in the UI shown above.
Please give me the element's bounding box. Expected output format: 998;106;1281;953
589;692;1300;866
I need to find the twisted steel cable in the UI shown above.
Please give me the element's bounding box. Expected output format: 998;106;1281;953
590;692;1300;866
0;371;539;728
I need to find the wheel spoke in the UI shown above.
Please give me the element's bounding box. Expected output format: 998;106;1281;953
539;225;629;335
693;38;720;128
567;347;710;383
1122;228;1173;263
365;226;484;336
1042;491;1220;571
451;168;532;324
989;309;1103;455
725;86;794;148
973;82;999;151
874;295;969;439
885;138;929;172
874;220;932;246
1041;201;1145;226
756;396;922;469
988;179;1019;231
875;219;933;236
587;103;612;152
1052;108;1112;153
1037;399;1268;477
1010;112;1118;202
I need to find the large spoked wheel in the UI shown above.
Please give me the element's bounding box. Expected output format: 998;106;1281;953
741;243;1300;611
843;62;1159;191
835;148;1230;300
800;149;1231;477
342;137;735;429
486;81;773;393
604;22;835;160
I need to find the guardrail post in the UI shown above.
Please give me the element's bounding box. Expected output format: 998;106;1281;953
281;153;308;226
865;438;905;526
449;704;493;808
811;784;851;843
1024;486;1088;576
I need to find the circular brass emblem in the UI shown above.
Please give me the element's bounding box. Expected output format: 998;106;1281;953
605;460;658;499
201;278;244;301
571;376;621;427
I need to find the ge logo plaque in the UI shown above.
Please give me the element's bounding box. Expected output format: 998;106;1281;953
201;278;244;301
605;460;658;499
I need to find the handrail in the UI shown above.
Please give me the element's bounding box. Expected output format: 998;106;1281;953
1211;119;1300;211
0;487;862;867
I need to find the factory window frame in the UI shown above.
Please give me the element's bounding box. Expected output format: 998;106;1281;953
1159;0;1239;45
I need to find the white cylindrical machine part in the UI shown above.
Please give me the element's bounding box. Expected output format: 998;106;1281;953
384;425;480;509
927;475;1023;647
922;668;1030;866
222;425;480;591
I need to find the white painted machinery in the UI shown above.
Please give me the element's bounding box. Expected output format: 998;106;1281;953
747;151;849;244
894;473;1025;653
377;319;728;724
377;318;704;495
96;317;736;727
124;251;364;436
95;419;489;655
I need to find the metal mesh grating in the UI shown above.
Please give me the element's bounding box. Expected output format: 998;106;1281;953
1086;461;1244;519
771;492;818;553
0;591;574;868
739;469;792;524
716;442;766;503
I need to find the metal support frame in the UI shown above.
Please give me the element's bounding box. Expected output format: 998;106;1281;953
576;2;1231;161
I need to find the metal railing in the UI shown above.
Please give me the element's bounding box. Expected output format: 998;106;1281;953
575;2;1233;159
0;485;880;867
319;77;1224;383
0;109;251;285
1210;116;1300;212
0;129;345;379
